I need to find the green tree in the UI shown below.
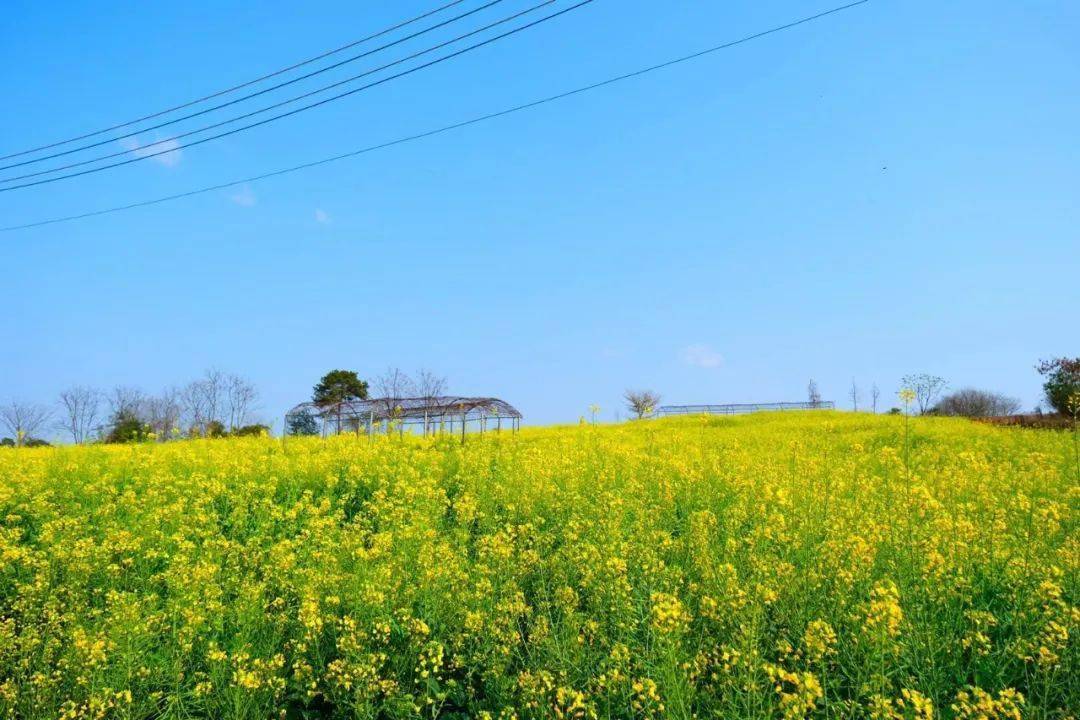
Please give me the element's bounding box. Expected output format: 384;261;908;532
106;410;150;443
1037;357;1080;415
286;410;319;436
313;370;369;406
313;370;369;434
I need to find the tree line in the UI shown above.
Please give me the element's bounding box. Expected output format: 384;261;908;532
620;355;1079;422
2;366;455;446
833;356;1079;418
4;358;1076;445
1;369;264;447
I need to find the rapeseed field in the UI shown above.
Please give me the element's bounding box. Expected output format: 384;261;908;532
0;412;1075;719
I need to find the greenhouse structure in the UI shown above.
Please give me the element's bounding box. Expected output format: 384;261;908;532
285;396;522;438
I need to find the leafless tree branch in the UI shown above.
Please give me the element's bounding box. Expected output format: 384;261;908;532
375;367;417;419
1;400;53;446
57;386;101;444
624;389;661;420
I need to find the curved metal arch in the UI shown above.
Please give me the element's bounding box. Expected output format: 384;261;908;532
284;395;522;437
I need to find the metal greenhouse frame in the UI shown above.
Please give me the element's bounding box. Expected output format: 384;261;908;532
655;401;835;416
284;396;522;439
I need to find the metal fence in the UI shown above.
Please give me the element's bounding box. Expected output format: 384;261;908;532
655;401;835;417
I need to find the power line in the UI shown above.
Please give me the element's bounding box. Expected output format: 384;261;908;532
0;0;556;185
0;0;870;233
0;0;589;192
0;0;469;162
0;0;511;173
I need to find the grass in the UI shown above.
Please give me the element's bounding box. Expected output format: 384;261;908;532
0;412;1075;719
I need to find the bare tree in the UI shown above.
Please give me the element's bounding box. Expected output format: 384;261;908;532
225;374;259;430
871;383;881;414
145;388;183;439
179;381;209;435
375;367;417;420
900;373;949;415
109;386;146;419
200;368;227;427
849;379;860;412
57;386;101;444
1;401;53;446
807;379;822;408
102;386;150;442
624;389;661;420
413;369;447;435
415;369;447;401
179;369;230;435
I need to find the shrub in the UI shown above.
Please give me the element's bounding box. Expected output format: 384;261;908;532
232;424;270;437
105;410;150;443
932;388;1021;418
205;420;227;438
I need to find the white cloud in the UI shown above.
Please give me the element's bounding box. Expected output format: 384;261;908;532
120;136;182;167
314;208;331;224
681;344;724;369
230;185;257;207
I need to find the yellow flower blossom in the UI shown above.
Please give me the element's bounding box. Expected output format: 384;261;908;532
0;412;1072;718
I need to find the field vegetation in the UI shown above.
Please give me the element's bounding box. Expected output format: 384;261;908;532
0;413;1076;719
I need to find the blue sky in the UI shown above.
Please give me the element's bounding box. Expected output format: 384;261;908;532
1;0;1077;429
